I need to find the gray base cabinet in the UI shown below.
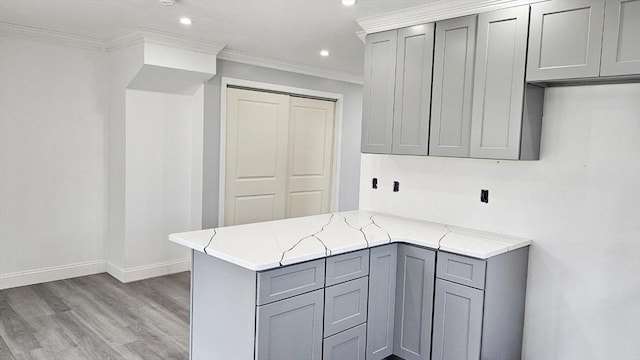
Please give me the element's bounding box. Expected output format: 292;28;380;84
192;244;530;360
366;244;398;360
323;323;367;360
191;250;370;360
431;248;530;360
394;245;436;360
256;289;324;360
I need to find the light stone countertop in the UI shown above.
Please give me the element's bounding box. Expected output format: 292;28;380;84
169;210;531;271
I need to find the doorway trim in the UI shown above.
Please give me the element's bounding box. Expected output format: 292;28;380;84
218;77;344;226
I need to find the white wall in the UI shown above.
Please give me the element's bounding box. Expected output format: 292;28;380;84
0;36;108;288
121;89;193;276
202;59;363;228
107;44;143;271
359;83;640;359
1;35;205;288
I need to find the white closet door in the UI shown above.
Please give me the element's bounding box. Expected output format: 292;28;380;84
225;88;290;226
286;96;335;219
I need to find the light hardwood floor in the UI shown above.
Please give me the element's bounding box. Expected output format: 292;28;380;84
0;272;190;360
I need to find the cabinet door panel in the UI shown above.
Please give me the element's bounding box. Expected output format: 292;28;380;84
601;0;640;76
362;30;397;154
527;0;605;81
431;279;484;360
323;323;367;360
430;15;477;157
255;289;323;360
394;245;436;360
392;24;434;155
366;244;398;360
470;6;529;160
324;277;369;337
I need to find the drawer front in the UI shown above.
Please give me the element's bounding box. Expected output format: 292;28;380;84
436;252;486;289
326;249;370;286
324;277;369;337
323;323;367;360
257;259;325;305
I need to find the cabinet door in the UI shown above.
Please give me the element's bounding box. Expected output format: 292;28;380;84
366;244;397;360
393;245;436;360
324;277;369;337
601;0;640;76
323;323;367;360
431;279;484;360
255;289;323;360
429;15;477;158
362;30;397;154
392;24;434;155
470;6;529;160
527;0;605;81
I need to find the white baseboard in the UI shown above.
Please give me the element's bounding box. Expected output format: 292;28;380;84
106;258;191;283
0;260;107;290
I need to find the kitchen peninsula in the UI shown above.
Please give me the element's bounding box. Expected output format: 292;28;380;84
170;210;531;360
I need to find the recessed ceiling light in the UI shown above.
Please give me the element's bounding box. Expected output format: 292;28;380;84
341;0;357;6
320;49;331;57
180;17;193;25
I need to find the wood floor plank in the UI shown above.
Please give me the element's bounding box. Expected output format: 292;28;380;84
30;284;71;314
32;321;80;355
0;293;41;356
0;272;190;360
51;311;121;360
119;340;164;360
126;323;187;360
127;281;190;324
0;334;16;360
140;276;190;304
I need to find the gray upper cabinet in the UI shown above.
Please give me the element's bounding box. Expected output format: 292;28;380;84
393;244;435;360
601;0;640;76
366;244;398;360
470;5;542;160
392;24;434;155
527;1;605;81
255;289;324;360
362;30;397;154
431;279;484;360
362;25;434;155
429;15;477;158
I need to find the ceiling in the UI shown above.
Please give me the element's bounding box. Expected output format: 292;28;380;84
0;0;433;78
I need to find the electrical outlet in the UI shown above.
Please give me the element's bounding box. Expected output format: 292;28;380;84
393;181;400;192
372;178;378;189
481;189;489;203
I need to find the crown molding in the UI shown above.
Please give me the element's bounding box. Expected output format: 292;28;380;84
218;48;364;85
355;30;366;44
0;22;361;84
105;28;225;55
0;22;106;51
356;0;548;34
